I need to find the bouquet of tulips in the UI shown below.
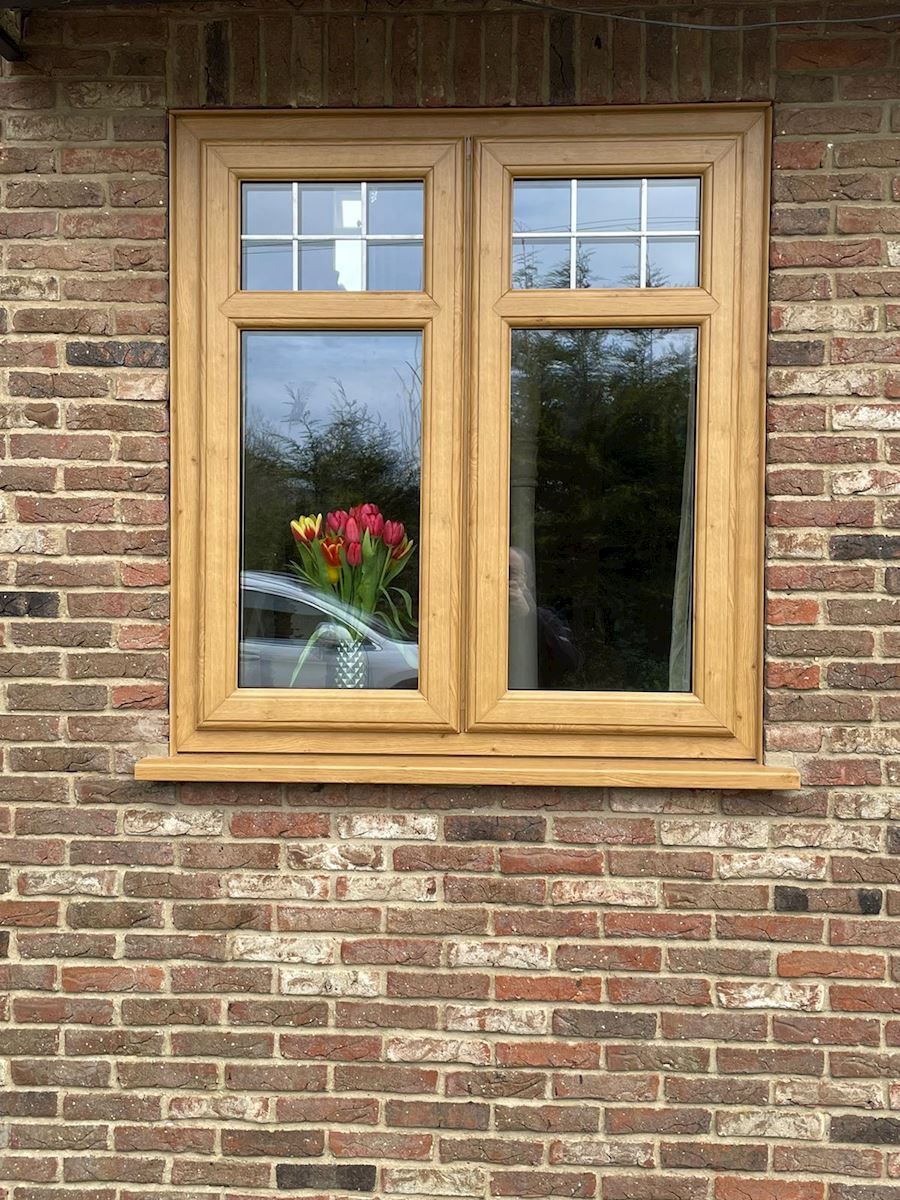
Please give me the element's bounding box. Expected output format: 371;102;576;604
288;503;416;682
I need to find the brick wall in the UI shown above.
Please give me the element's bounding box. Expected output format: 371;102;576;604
1;2;899;1197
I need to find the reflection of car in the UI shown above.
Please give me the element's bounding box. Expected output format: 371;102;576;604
239;570;418;690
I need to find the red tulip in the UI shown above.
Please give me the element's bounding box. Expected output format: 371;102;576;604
362;512;384;538
345;516;361;543
391;535;412;561
351;502;380;522
383;520;405;546
326;509;348;534
346;541;362;567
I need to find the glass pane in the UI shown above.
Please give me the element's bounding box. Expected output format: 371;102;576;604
513;239;570;289
299;183;362;236
298;240;363;291
647;178;700;231
242;241;293;291
647;237;700;288
240;330;422;690
367;242;423;291
368;182;424;236
242;183;293;235
576;180;641;233
578;238;641;289
508;327;698;693
513;180;571;234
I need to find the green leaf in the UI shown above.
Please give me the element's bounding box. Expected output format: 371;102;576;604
289;622;332;686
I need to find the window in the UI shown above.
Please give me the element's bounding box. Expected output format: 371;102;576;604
137;106;798;789
511;176;700;289
241;180;424;291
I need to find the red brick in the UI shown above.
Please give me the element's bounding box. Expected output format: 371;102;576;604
716;1182;823;1200
767;597;820;625
778;951;886;979
778;39;890;72
767;663;820;689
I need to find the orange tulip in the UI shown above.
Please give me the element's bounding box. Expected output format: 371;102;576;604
320;535;343;584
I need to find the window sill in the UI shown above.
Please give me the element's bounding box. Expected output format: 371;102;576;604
135;754;799;790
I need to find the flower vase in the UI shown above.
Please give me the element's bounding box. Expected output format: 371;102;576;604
334;637;368;689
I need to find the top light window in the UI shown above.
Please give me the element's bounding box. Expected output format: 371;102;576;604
512;176;700;289
241;180;424;292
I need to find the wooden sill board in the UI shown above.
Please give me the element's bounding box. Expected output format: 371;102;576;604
135;755;800;790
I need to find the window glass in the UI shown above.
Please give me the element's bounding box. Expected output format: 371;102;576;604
298;240;363;292
368;241;423;291
242;182;293;235
299;183;362;236
576;179;641;233
368;182;425;236
512;177;701;289
646;178;701;231
512;239;571;289
240;181;424;292
513;179;571;233
240;330;422;689
508;327;698;692
242;241;294;291
647;237;700;289
242;590;326;643
579;239;641;289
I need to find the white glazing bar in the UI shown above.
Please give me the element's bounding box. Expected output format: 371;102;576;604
569;179;578;289
241;232;423;242
365;233;426;241
360;181;368;291
639;178;648;289
292;182;299;292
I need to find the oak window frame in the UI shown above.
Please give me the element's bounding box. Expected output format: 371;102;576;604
136;106;799;790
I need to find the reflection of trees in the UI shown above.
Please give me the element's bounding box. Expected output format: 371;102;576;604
242;363;421;617
513;240;679;290
510;326;696;692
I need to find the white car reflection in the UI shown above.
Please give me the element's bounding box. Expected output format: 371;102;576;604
239;570;418;690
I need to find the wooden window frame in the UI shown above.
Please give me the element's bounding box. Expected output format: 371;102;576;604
136;106;799;790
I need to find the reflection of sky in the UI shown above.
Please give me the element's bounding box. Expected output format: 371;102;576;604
649;328;697;364
242;331;422;436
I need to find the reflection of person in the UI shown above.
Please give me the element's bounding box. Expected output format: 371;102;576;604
509;546;581;688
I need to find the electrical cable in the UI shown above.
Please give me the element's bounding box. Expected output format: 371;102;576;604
507;0;900;33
